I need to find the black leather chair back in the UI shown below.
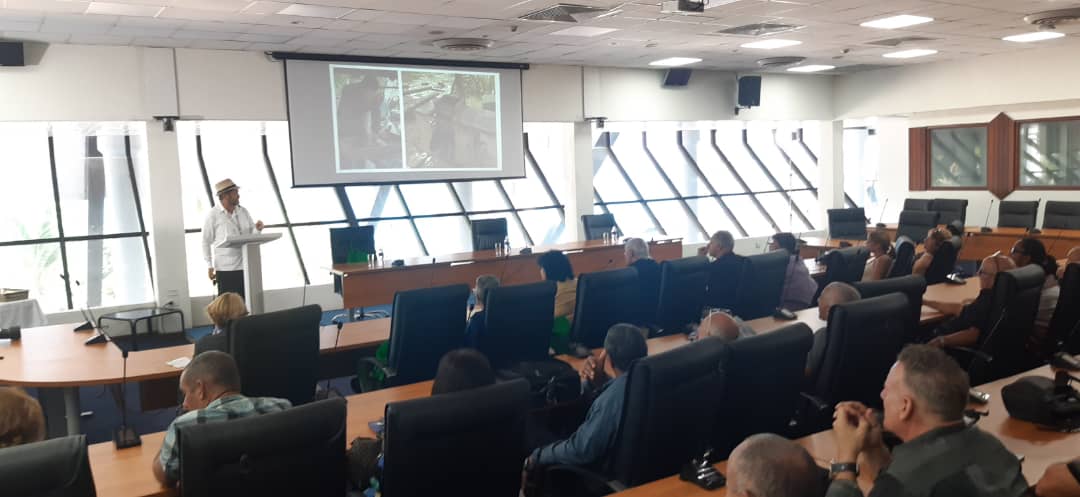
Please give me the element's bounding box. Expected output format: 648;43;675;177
897;210;939;243
812;247;868;305
924;237;959;285
827;208;867;239
480;281;556;368
471;218;508;251
734;250;790;320
388;284;471;385
887;236;916;278
610;337;726;486
229;304;321;406
1052;264;1080;355
903;198;933;211
570;268;640;349
330;226;375;263
931;198;969;226
853;275;927;339
582;213;616;241
713;323;813;458
1042;201;1080;230
998;201;1039;230
812;293;910;409
179;398;347;497
0;435;95;497
655;256;710;335
969;265;1045;384
383;379;530;497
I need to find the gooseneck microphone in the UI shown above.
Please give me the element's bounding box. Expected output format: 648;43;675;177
875;198;889;228
980;199;995;233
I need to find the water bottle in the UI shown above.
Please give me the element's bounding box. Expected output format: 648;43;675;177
610;226;618;244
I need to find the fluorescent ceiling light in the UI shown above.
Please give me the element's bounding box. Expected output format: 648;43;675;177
740;39;801;49
860;15;934;29
86;1;164;17
787;64;834;73
549;26;618;37
649;57;702;67
883;48;938;58
277;4;354;19
1003;31;1065;43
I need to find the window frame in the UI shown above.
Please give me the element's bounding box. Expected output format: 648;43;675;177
924;122;991;191
1015;115;1080;191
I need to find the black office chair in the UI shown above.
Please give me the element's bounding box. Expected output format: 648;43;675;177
569;268;640;349
228;304;322;406
1045;264;1080;357
471;218;509;251
654;256;710;336
948;265;1044;385
812;246;869;305
931;198;969;226
827;208;867;239
1042;201;1080;230
542;337;727;494
178;398;347;497
0;435;95;497
887;236;916;278
897;210;939;243
383;379;530;497
359;284;471;390
733;250;790;320
581;214;616;241
998;200;1039;230
903;198;933;212
923;237;959;285
804;293;910;430
330;226;375;295
853;275;927;340
478;281;557;369
713;323;813;458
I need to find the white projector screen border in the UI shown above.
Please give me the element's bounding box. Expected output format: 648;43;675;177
281;55;527;188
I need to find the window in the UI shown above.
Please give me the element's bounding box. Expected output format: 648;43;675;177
843;125;882;216
592;122;821;243
0;122;153;312
1019;119;1080;187
929;126;987;188
179;122;569;297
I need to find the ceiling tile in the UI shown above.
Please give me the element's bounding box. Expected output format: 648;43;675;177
277;4;354;19
5;0;90;14
85;2;163;17
0;18;38;31
132;36;192;47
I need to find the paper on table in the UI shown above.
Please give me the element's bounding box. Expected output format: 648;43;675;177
167;357;191;369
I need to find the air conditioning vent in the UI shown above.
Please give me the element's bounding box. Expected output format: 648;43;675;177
756;56;805;68
866;36;938;47
518;4;611;23
432;38;494;51
709;23;803;36
1025;7;1080;28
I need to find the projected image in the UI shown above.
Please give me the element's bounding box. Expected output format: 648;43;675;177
331;64;500;173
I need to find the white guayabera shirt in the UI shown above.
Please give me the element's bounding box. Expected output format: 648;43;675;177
202;204;258;271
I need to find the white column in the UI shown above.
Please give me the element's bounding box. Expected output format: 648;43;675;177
567;121;595;242
144;121;192;324
817;120;846;231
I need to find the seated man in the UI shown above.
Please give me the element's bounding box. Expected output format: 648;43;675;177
465;274;500;348
924;254;1015;349
771;232;818;310
697;310;755;342
700;230;747;311
1057;246;1080;280
727;433;827;497
806;282;861;378
827;345;1027;497
153;351;292;486
1034;457;1080;497
525;324;647;473
912;229;948;277
625;237;661;323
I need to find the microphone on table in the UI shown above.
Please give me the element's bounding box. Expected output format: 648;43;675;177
980;199;995;233
98;322;140;449
875;198;889;229
1029;199;1044;235
0;326;20;340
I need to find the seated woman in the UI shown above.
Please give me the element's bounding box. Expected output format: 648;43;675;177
0;387;45;449
196;292;248;353
912;229;948;277
863;230;895;281
537;250;577;353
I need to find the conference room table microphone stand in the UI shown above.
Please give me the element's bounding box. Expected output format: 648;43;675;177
99;323;142;449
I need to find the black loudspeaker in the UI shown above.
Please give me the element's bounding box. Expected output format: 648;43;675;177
737;75;762;108
0;42;25;67
663;68;692;87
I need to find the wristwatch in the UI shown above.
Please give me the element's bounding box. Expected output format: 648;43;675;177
830;461;860;478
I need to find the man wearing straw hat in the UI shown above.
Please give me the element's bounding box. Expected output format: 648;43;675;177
202;179;264;297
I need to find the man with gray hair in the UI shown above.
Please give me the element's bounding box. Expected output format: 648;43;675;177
701;230;747;311
806;282;861;378
465;274;500;347
727;433;826;497
625;238;661;324
697;310;755;342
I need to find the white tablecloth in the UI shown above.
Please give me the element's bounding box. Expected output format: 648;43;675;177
0;299;46;328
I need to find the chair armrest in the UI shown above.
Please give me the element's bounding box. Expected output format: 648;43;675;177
358;356;397;379
542;465;626;495
799;392;831;413
944;346;993;365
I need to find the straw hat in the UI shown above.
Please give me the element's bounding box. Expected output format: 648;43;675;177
215;178;239;196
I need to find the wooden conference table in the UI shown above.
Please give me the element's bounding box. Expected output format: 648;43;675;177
331;238;684;309
803;225;1080;261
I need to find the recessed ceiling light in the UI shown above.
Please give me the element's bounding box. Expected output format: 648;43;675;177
883;48;938;59
277;4;353;19
649;57;702;67
86;1;164;17
740;39;802;49
1003;31;1065;43
860;15;934;29
787;64;834;73
549;26;618;37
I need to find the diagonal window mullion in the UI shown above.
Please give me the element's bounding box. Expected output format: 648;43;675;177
123;134;155;287
523;133;566;224
797;129;857;209
46;131;74;310
260;133;309;285
601;132;666;236
393;185;429;256
771;129;817;198
709;129;781;233
493;179;534;246
741;129;815;231
194;133;216;209
640;131;709;240
676;130;748;237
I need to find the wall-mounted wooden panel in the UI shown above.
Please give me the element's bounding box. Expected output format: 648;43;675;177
987;112;1017;199
909;127;929;191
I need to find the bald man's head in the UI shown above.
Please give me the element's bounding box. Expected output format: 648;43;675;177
727;434;826;497
978;253;1015;290
818;282;860;321
697;312;741;342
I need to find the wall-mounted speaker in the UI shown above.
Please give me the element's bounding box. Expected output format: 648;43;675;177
0;42;25;67
662;68;692;87
737;75;762;108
